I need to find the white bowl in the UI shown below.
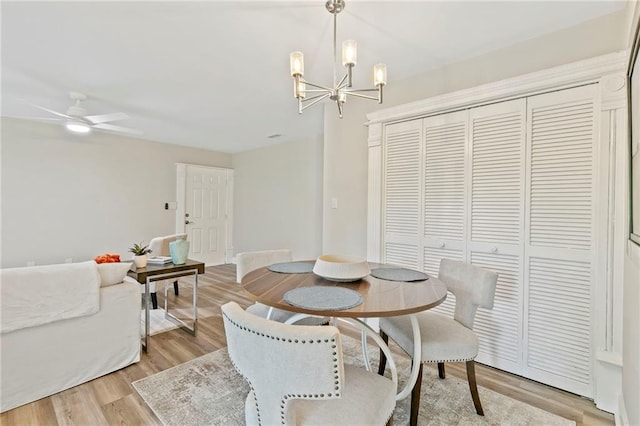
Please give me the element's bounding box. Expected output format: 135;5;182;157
313;255;371;282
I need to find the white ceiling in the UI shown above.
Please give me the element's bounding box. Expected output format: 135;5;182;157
1;1;626;153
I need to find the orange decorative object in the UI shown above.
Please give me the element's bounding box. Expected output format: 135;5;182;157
94;253;121;264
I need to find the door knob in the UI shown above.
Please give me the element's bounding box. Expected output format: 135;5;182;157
185;220;192;225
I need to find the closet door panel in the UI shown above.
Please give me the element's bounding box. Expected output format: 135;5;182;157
472;251;522;372
423;244;464;318
383;120;423;268
469;100;526;246
527;255;591;384
422;110;468;318
468;99;526;374
524;84;596;397
422;111;467;246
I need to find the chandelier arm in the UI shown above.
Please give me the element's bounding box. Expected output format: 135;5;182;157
336;73;349;90
301;93;331;111
343;88;380;93
337;99;343;118
303;89;333;93
302;80;334;92
301;93;332;102
344;92;379;101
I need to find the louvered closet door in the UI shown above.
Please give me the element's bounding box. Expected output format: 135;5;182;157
467;99;526;374
383;120;423;269
421;110;468;318
524;84;597;397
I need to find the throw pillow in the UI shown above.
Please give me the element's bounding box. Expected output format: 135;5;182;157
97;262;132;287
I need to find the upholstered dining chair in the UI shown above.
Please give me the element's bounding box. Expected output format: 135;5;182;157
146;233;187;309
377;258;498;426
236;249;326;326
222;301;396;426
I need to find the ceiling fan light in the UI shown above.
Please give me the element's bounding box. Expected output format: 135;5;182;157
65;119;91;134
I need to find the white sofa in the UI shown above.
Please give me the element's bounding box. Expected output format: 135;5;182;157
0;260;141;412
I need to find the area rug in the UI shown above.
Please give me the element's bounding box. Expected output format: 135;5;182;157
133;336;574;426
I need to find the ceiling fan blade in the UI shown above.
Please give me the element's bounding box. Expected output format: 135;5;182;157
85;112;129;124
11;115;62;121
93;123;142;135
19;100;72;119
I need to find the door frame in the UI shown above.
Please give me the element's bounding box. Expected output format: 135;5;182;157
175;163;234;265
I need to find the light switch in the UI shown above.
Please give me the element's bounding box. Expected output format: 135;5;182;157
331;198;338;209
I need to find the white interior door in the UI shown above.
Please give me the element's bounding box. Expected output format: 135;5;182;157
177;164;233;266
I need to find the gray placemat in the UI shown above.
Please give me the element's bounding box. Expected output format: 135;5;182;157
371;267;429;282
283;287;363;311
268;262;314;274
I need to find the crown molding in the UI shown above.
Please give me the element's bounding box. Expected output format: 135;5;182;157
366;51;627;125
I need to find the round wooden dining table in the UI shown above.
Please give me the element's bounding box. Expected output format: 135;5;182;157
241;261;448;400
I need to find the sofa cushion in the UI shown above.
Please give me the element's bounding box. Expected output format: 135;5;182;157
1;261;100;334
98;262;132;287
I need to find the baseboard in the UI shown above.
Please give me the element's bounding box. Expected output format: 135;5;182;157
595;353;623;413
616;393;629;426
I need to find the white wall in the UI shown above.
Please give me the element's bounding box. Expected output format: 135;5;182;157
1;118;231;268
232;135;323;260
622;242;640;425
322;9;628;256
322;103;369;257
622;5;640;425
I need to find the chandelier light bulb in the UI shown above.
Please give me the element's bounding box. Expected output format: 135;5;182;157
290;51;304;77
342;40;357;66
374;63;387;86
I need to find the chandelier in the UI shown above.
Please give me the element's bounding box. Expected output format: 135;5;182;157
289;0;387;118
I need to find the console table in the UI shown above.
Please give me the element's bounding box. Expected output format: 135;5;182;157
128;259;204;351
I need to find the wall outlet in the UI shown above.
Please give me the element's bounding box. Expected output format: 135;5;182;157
26;260;35;266
331;198;338;209
165;201;177;210
65;258;73;264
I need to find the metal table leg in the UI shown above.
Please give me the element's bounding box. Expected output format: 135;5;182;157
143;277;150;352
160;268;198;336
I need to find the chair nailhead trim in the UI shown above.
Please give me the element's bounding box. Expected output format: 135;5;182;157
223;312;343;425
385;335;476;363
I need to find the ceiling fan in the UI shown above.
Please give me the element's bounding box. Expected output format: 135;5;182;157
19;92;141;135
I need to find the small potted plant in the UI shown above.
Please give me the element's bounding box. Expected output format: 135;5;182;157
129;242;152;268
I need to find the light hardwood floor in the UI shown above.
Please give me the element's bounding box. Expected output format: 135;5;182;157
1;264;614;425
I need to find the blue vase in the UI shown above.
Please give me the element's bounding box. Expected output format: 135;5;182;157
169;237;190;265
